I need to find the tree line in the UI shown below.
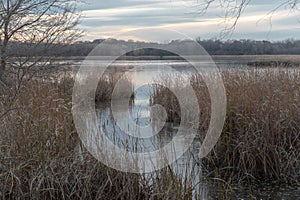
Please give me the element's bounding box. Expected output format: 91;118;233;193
197;39;300;55
4;38;300;58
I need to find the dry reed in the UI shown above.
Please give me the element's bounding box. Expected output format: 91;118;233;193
152;68;300;184
0;73;192;199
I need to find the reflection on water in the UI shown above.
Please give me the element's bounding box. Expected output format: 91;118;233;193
81;60;299;199
95;85;203;198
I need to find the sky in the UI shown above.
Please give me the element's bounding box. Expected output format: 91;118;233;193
78;0;300;42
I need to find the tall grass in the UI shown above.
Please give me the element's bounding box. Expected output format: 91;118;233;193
95;71;133;102
0;74;193;199
152;68;300;184
1;66;299;199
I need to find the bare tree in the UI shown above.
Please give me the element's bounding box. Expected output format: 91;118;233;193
0;0;81;119
192;0;299;37
0;0;81;83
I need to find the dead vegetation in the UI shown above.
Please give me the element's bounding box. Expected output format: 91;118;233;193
152;68;300;184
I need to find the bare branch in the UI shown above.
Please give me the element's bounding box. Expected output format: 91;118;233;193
191;0;300;38
0;0;82;118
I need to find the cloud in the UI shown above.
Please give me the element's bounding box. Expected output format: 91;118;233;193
80;0;300;41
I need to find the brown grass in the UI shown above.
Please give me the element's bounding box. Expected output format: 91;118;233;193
152;68;300;184
1;66;299;199
0;74;192;199
95;71;133;102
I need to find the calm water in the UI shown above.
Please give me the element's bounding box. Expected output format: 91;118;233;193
75;59;299;200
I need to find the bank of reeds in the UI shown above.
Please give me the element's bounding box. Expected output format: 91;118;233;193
0;74;193;199
1;66;299;199
152;68;300;184
95;71;134;102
